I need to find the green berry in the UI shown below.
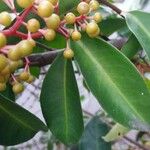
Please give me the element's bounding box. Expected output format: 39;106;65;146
0;11;12;27
0;33;7;48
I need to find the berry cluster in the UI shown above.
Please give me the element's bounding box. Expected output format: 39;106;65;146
0;0;102;93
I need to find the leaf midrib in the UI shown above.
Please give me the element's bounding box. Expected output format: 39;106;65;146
0;103;37;132
63;60;69;141
77;41;146;123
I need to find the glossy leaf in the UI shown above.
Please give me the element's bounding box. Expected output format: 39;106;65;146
121;34;141;59
103;123;129;142
79;116;111;150
0;1;9;12
40;54;84;144
0;83;15;101
70;35;150;131
126;11;150;59
99;17;126;36
59;0;79;15
0;94;47;146
30;66;40;78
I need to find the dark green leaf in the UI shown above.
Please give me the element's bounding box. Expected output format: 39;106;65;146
0;83;15;101
79;116;111;150
0;94;47;146
59;0;79;15
30;66;40;78
70;34;150;131
99;17;126;36
126;11;150;59
121;34;141;59
0;1;9;12
40;54;84;144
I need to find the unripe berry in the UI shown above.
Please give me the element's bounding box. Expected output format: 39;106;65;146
27;19;40;33
13;82;24;94
19;71;30;81
44;29;56;41
9;61;20;72
0;75;6;83
0;65;10;75
0;54;8;71
37;0;54;18
0;33;7;48
89;0;100;11
65;13;76;24
86;21;99;34
77;2;90;15
48;0;58;5
63;49;74;59
26;75;35;83
93;12;102;23
71;31;81;41
17;40;33;57
8;47;22;61
0;83;6;91
0;11;12;27
17;0;34;8
46;14;60;30
88;28;100;38
28;39;36;47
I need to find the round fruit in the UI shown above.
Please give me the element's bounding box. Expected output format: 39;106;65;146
13;82;24;94
86;21;99;34
19;71;30;81
28;39;36;47
46;14;60;30
27;19;40;33
48;0;58;5
63;49;74;59
37;0;54;18
0;54;8;71
16;0;34;8
17;40;33;57
88;28;100;38
44;29;56;41
26;75;35;83
0;65;10;75
0;11;12;27
93;12;102;23
77;2;90;15
0;83;6;91
0;75;6;83
71;31;81;41
8;47;22;61
9;61;20;72
65;13;76;24
89;0;100;11
0;33;7;48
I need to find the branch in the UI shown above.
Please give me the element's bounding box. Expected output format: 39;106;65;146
98;0;124;18
26;50;62;67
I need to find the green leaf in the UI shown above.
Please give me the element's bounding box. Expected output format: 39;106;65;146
0;83;15;101
70;35;150;131
79;116;111;150
59;0;79;15
126;11;150;59
30;66;40;78
40;54;84;144
99;17;126;36
0;1;9;12
103;123;129;142
121;34;141;59
0;94;47;146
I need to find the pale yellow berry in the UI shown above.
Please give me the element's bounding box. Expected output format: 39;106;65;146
89;0;100;11
88;28;100;38
13;82;24;94
71;30;81;41
44;29;56;41
19;71;30;81
8;47;22;61
86;21;99;34
26;75;35;83
37;0;54;18
0;11;12;27
17;0;34;8
65;13;76;24
63;49;74;59
48;0;58;5
0;54;8;71
77;2;90;15
0;33;7;48
27;18;40;33
46;14;60;30
93;12;102;23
